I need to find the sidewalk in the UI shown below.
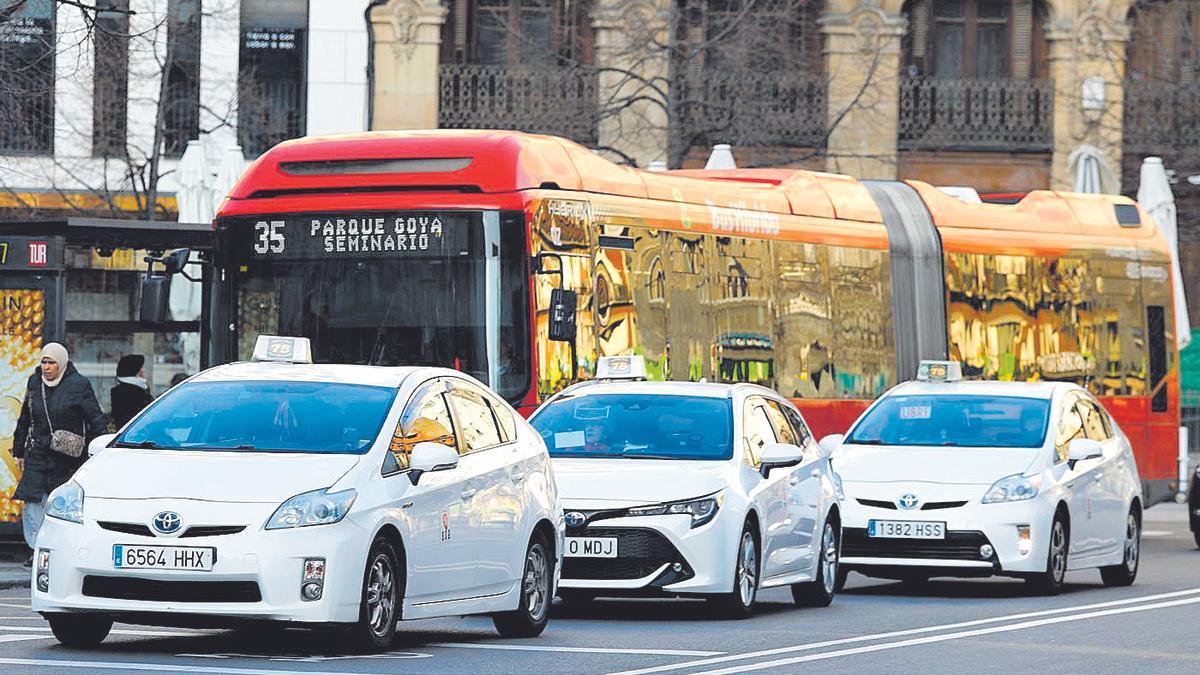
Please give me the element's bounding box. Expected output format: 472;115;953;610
0;562;29;590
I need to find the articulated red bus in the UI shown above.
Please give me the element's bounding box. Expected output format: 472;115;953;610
211;130;1180;504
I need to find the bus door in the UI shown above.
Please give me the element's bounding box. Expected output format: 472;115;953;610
1137;244;1178;504
665;232;713;382
531;199;596;398
0;236;65;535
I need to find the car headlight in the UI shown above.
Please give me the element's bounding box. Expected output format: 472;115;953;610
627;493;723;528
265;488;357;530
982;474;1041;504
45;481;84;524
831;471;845;500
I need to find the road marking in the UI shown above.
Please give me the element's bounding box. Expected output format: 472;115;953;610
1142;529;1173;537
0;635;50;643
0;602;31;609
0;625;210;638
178;652;431;662
690;595;1200;674
431;642;723;656
609;586;1200;675
0;659;368;674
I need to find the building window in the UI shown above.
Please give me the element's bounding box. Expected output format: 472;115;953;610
238;0;307;157
904;0;1048;79
681;0;823;74
93;0;129;157
0;0;55;155
162;0;201;158
440;0;593;66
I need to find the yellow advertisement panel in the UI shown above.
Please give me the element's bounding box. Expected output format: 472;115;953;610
0;289;44;523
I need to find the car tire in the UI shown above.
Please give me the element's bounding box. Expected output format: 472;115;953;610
791;518;840;607
833;566;849;592
47;613;112;648
1027;511;1069;596
1100;507;1140;587
348;536;401;653
493;533;553;638
710;523;759;619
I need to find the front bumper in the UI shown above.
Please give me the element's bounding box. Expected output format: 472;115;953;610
32;498;368;624
841;495;1056;577
558;506;740;595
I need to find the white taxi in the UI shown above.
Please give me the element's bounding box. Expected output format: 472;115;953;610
826;361;1143;595
33;336;563;651
530;357;843;617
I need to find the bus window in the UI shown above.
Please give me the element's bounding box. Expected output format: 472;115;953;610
1147;305;1167;412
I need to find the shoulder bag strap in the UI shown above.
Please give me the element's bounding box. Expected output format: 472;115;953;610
41;381;55;435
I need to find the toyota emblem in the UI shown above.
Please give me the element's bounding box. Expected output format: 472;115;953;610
152;511;183;535
565;512;587;528
896;494;920;510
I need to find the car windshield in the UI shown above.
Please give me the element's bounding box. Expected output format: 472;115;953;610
844;394;1051;449
116;380;397;454
531;393;733;460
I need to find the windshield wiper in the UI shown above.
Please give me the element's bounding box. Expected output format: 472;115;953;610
845;439;885;445
113;440;165;449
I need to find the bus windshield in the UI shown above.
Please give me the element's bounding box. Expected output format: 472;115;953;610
225;211;530;402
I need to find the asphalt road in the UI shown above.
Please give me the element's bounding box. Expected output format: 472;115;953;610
0;505;1196;675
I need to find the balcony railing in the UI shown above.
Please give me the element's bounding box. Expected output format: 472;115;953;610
438;64;598;146
676;70;827;149
899;77;1053;152
1122;79;1200;157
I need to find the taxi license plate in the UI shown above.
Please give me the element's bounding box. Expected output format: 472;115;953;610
867;520;945;539
565;537;618;558
113;545;215;571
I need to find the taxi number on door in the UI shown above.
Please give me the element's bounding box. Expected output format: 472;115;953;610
113;545;215;571
867;520;946;539
565;537;618;558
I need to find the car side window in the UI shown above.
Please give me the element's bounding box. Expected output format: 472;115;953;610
781;405;814;447
1079;400;1113;441
1054;397;1086;463
447;386;503;454
387;382;458;473
743;400;777;469
482;390;518;443
762;400;800;446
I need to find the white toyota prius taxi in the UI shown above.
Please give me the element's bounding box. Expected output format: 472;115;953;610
530;356;843;617
32;336;563;651
827;361;1143;595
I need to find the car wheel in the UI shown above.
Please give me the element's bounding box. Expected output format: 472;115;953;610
493;533;553;638
834;566;849;592
47;613;112;648
1193;523;1200;550
791;518;839;607
348;537;401;653
710;523;759;619
1100;508;1140;587
1027;512;1069;596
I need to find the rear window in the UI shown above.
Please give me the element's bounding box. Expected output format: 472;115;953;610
844;394;1050;449
117;380;397;454
531;394;733;460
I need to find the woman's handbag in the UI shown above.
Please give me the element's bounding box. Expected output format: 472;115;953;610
42;382;86;458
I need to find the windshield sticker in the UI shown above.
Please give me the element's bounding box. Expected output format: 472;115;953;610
554;431;586;449
899;405;932;420
573;405;610;421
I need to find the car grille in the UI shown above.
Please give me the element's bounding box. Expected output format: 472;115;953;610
180;526;246;538
854;499;969;511
98;521;153;537
82;576;261;603
843;528;993;561
563;527;691;582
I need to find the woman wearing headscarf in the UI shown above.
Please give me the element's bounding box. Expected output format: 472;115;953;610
12;343;108;562
110;354;153;428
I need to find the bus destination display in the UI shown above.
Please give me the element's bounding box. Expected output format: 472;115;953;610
245;212;472;260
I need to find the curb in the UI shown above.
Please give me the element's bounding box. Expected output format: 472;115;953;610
0;578;29;591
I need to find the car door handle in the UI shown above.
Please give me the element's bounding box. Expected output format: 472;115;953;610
460;487;478;500
511;468;526;483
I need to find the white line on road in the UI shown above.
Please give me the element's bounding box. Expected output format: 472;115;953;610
0;659;369;674
0;624;212;638
0;602;31;609
0;635;50;643
609;586;1200;675
690;594;1200;674
1142;529;1173;537
430;642;723;656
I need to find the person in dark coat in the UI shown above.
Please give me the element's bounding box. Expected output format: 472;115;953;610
110;354;153;429
12;343;108;561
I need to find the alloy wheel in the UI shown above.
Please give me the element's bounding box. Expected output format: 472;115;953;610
820;523;839;595
737;531;757;607
1124;513;1140;574
1050;520;1067;583
366;554;395;638
524;543;550;622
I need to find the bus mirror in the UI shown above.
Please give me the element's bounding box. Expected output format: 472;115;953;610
139;275;172;324
162;248;192;274
548;288;578;342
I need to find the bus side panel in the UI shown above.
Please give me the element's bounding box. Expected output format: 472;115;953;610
791;398;873;440
1136;242;1181;504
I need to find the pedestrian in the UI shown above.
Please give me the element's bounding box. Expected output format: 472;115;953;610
170;372;190;387
12;343;108;565
110;354;153;428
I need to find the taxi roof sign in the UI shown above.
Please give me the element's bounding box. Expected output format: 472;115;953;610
596;355;647;381
252;336;313;364
916;360;962;382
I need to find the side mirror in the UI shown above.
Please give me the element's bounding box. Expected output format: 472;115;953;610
548;288;578;342
88;433;117;458
139;275;172;324
818;434;845;459
162;248;192;274
408;442;459;485
759;442;804;478
1067;438;1103;467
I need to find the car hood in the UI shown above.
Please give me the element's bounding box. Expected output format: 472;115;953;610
834;445;1041;485
552;457;730;507
75;448;360;502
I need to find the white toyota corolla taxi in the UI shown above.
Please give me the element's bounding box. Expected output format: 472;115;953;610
530;356;843;617
826;361;1143;595
33;336;563;651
